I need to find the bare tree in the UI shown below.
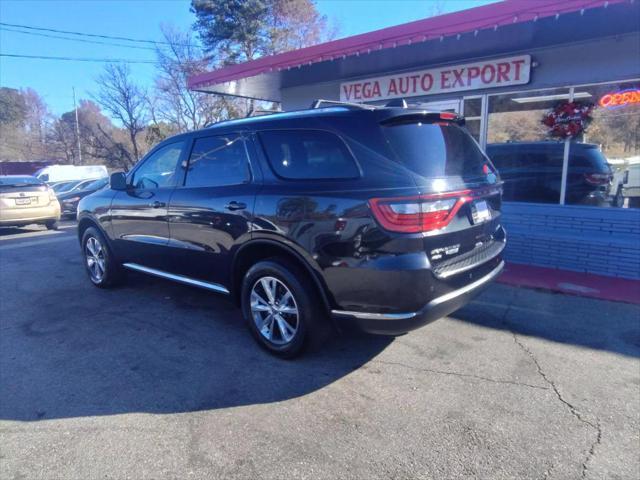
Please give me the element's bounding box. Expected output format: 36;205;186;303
94;63;148;164
153;25;234;133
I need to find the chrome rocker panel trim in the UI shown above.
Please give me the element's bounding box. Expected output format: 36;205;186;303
122;263;230;294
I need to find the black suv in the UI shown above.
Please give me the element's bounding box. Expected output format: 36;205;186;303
77;102;505;357
486;142;613;206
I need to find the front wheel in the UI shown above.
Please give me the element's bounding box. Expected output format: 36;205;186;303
241;259;330;358
81;226;122;288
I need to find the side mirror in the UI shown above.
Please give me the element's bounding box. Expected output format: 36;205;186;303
110;171;127;191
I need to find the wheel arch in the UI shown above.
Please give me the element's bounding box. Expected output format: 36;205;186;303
77;215;111;246
231;239;334;315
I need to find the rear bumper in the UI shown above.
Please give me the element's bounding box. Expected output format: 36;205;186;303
61;201;78;216
0;203;61;226
332;260;504;335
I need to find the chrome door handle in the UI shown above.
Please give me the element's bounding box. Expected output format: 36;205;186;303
149;201;166;208
225;201;247;211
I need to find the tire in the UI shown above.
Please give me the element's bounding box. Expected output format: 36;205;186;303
45;220;58;230
240;258;331;358
81;226;122;288
613;187;624;208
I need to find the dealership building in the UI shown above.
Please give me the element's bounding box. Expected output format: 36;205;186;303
189;0;640;280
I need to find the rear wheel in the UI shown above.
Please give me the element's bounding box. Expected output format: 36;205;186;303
45;220;58;230
241;259;330;358
81;226;122;288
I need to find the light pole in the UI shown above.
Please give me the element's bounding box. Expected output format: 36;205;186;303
72;87;82;165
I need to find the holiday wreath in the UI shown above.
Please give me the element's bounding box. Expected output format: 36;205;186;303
541;101;594;138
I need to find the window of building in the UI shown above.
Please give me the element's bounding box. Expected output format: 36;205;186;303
569;81;640;208
131;141;185;190
463;97;483;143
259;130;360;180
485;82;639;208
184;135;250;187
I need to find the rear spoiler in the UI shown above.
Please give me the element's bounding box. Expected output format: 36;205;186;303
380;111;465;127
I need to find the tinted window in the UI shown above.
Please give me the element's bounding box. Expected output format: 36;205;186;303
259;130;359;180
383;123;494;184
569;147;610;173
185;135;250;187
0;176;42;186
132;141;184;189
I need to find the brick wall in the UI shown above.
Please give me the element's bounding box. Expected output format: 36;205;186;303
501;202;640;280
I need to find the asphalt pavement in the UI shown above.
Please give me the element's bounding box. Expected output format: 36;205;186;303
1;223;639;480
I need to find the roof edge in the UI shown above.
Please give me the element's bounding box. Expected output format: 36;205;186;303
188;0;629;91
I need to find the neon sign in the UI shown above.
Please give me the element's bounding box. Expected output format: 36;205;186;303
599;89;640;109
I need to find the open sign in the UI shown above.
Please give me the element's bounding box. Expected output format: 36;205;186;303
598;89;640;109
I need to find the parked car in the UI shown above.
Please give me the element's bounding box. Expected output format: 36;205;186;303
0;175;60;229
51;180;82;194
77;102;505;357
35;165;108;183
58;177;109;218
64;178;103;194
486;142;612;206
617;163;640;208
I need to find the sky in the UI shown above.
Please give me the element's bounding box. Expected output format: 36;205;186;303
0;0;497;115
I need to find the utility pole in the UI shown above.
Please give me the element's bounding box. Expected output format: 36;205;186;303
72;87;82;165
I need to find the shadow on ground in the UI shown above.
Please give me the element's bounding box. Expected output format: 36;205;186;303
452;283;640;359
1;271;393;422
2;238;639;423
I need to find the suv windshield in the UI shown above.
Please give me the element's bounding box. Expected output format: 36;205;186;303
382;122;495;185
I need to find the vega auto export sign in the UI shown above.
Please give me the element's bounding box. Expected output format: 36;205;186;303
340;55;531;102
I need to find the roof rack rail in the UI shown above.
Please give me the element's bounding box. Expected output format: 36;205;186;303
248;108;282;117
310;99;376;110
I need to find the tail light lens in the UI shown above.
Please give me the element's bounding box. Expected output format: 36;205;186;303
584;173;611;185
369;191;470;233
48;188;57;202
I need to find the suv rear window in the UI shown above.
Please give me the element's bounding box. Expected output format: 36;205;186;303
570;146;611;173
382;122;492;183
259;130;360;180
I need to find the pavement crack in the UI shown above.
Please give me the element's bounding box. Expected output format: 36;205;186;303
373;359;549;391
510;333;602;479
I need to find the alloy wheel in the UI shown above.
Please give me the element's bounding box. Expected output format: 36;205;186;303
250;276;299;345
85;236;106;283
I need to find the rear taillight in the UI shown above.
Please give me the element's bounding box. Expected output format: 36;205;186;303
584;173;611;185
48;188;57;201
369;190;471;233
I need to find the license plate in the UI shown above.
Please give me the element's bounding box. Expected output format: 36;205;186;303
15;197;31;205
471;200;491;224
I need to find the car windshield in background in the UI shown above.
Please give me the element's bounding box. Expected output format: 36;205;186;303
81;178;108;191
382;122;495;185
53;181;79;193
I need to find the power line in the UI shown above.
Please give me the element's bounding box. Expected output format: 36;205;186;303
0;21;196;48
0;53;156;64
0;26;157;51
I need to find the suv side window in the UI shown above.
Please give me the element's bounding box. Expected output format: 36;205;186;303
259;130;359;180
184;135;250;187
131;141;185;189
